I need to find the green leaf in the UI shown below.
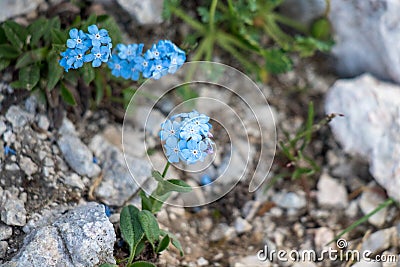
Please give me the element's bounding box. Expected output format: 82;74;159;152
0;27;7;44
51;29;67;45
140;190;153;212
161;230;184;256
15;47;48;69
94;71;105;106
159;179;192;194
311;18;331;40
98;264;118;267
151;170;164;183
134;238;146;257
0;59;10;71
60;83;77;106
264;48;292;74
128;261;157;267
293;36;333;57
19;65;40;90
27;17;48;47
138;210;160;250
44;17;61;44
162;0;181;20
46;51;63;91
82;63;95;85
120;205;145;256
0;44;20;59
156;234;170;253
2;21;27;50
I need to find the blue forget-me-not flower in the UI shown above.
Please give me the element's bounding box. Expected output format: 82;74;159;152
160;110;214;165
108;39;186;81
59;25;112;72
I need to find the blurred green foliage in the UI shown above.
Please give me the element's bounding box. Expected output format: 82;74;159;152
164;0;333;82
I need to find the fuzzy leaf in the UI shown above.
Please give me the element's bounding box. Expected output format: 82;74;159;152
82;63;95;85
27;17;48;47
120;205;145;256
156;234;170;253
19;65;40;90
158;179;192;195
138;210;160;250
46;51;63;91
2;21;27;50
60;83;77;106
0;44;20;59
15;47;47;69
0;59;10;71
98;264;118;267
51;29;67;45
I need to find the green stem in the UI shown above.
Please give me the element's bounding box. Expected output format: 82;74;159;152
209;0;218;33
270;13;308;33
171;7;205;33
127;248;135;265
327;198;395;245
162;161;170;178
218;32;259;53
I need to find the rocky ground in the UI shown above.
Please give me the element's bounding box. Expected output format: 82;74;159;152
0;1;400;267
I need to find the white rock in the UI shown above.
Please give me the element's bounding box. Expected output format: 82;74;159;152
0;241;7;259
314;227;334;250
325;74;400;202
210;223;236;242
117;0;163;25
234;217;252;234
0;0;44;22
196;257;209;266
316;173;348;208
329;0;400;84
361;227;396;255
272;191;307;209
37;115;50;131
359;184;388;227
19;156;38;176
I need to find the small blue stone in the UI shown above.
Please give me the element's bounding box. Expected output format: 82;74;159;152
104;205;112;217
92;156;98;164
4;146;16;156
200;174;212;186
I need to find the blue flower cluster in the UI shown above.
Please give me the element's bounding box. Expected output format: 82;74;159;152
59;25;112;72
160;110;214;164
108;40;186;81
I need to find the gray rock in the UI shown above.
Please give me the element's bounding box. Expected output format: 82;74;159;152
272;191;306;209
0;241;7;260
361;227;397;255
0;0;44;22
19;156;38;176
5;106;34;130
0;120;6;136
316;173;348;208
57;127;100;178
325;74;400;202
117;0;163;25
234;217;252;234
329;0;400;83
359;184;388;227
0;223;12;240
62;173;85;190
5;163;19;171
233;255;271;267
37;115;49;131
314;227;334;250
7;203;115;267
210;223;236;242
196;257;209;267
0;190;26;226
281;0;327;25
89;134;150;206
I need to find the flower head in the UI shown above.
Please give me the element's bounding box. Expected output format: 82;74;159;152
160;110;214;164
59;24;113;71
